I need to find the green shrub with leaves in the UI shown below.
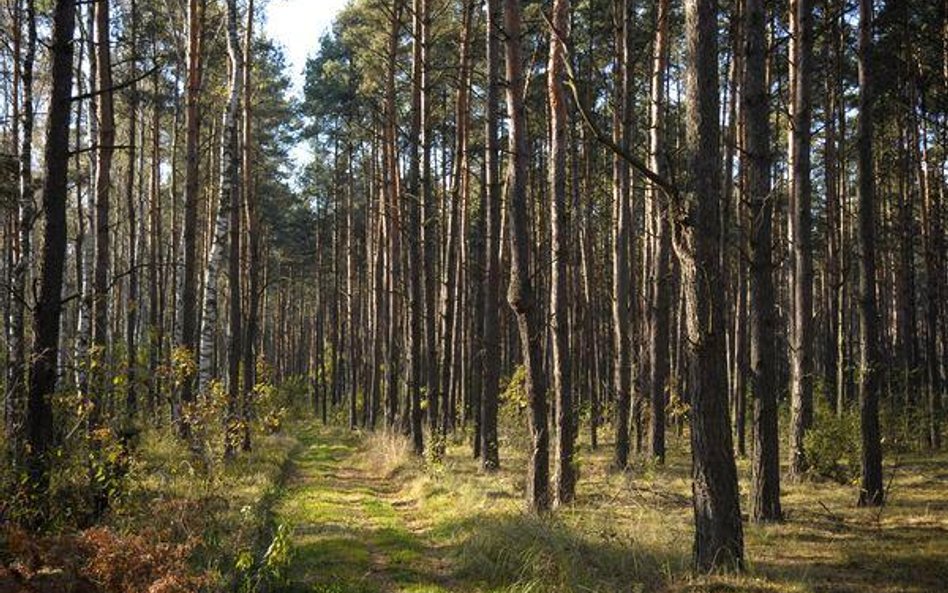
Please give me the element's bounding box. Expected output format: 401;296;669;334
804;401;861;484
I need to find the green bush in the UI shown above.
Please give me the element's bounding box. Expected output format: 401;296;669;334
804;403;861;484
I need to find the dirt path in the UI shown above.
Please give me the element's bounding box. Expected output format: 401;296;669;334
274;424;455;593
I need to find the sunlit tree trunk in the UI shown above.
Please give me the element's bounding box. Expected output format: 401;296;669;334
680;0;744;570
505;0;549;512
480;0;503;470
788;0;814;479
648;0;671;464
548;0;574;506
198;0;242;394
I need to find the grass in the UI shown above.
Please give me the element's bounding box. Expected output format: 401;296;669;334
273;418;948;593
110;426;300;588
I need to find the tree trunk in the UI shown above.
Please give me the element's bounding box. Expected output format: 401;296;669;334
505;0;549;512
480;0;503;471
241;0;256;452
745;0;782;523
612;0;633;470
548;0;574;506
855;0;884;507
406;0;426;455
7;0;36;467
198;0;242;395
180;0;204;433
92;0;116;429
680;0;744;570
124;0;140;421
788;0;814;479
648;0;671;464
27;0;76;517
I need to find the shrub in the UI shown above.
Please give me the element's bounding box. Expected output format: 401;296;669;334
804;403;861;484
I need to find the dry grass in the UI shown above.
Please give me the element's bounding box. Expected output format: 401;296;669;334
274;417;948;593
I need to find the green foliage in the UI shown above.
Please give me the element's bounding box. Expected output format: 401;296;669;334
501;365;528;413
804;402;861;484
236;521;295;592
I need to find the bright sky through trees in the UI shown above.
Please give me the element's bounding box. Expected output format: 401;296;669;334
264;0;347;171
264;0;348;94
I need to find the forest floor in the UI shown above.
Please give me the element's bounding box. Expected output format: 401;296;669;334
273;421;948;593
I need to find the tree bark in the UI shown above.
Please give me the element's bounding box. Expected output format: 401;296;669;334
745;0;782;523
27;0;76;515
198;0;242;395
505;0;549;512
648;0;671;464
548;0;575;506
855;0;884;507
7;0;36;467
612;0;633;470
680;0;744;570
480;0;503;471
788;0;814;479
180;0;204;434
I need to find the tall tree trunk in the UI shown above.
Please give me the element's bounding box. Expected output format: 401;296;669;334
480;0;502;471
823;0;842;414
198;0;242;394
680;0;744;570
27;0;76;517
612;0;633;470
92;0;116;430
441;0;474;441
504;0;549;512
7;0;36;467
124;0;140;421
241;0;256;452
384;4;402;432
855;0;884;507
180;0;204;433
745;0;781;523
548;0;574;506
788;0;814;479
648;0;671;464
148;56;161;420
406;0;426;455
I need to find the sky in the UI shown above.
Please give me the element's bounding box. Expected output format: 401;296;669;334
263;0;348;171
263;0;349;96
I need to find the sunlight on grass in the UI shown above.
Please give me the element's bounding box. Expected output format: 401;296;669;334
273;418;948;593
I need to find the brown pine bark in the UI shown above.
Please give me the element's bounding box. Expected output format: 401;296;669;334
406;0;426;455
548;0;574;506
504;0;549;512
27;0;76;514
788;0;814;479
92;0;116;426
180;0;204;434
612;0;633;470
241;0;257;452
745;0;782;523
124;0;140;421
480;0;502;471
7;0;36;466
648;0;671;464
855;0;884;507
680;0;744;570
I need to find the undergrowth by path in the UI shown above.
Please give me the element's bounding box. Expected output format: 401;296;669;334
274;422;948;593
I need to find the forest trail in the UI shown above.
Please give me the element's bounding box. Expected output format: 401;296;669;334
271;420;948;593
274;424;457;593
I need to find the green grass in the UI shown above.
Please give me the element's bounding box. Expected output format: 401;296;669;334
273;420;948;593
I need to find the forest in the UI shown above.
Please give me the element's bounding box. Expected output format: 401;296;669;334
0;0;946;591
